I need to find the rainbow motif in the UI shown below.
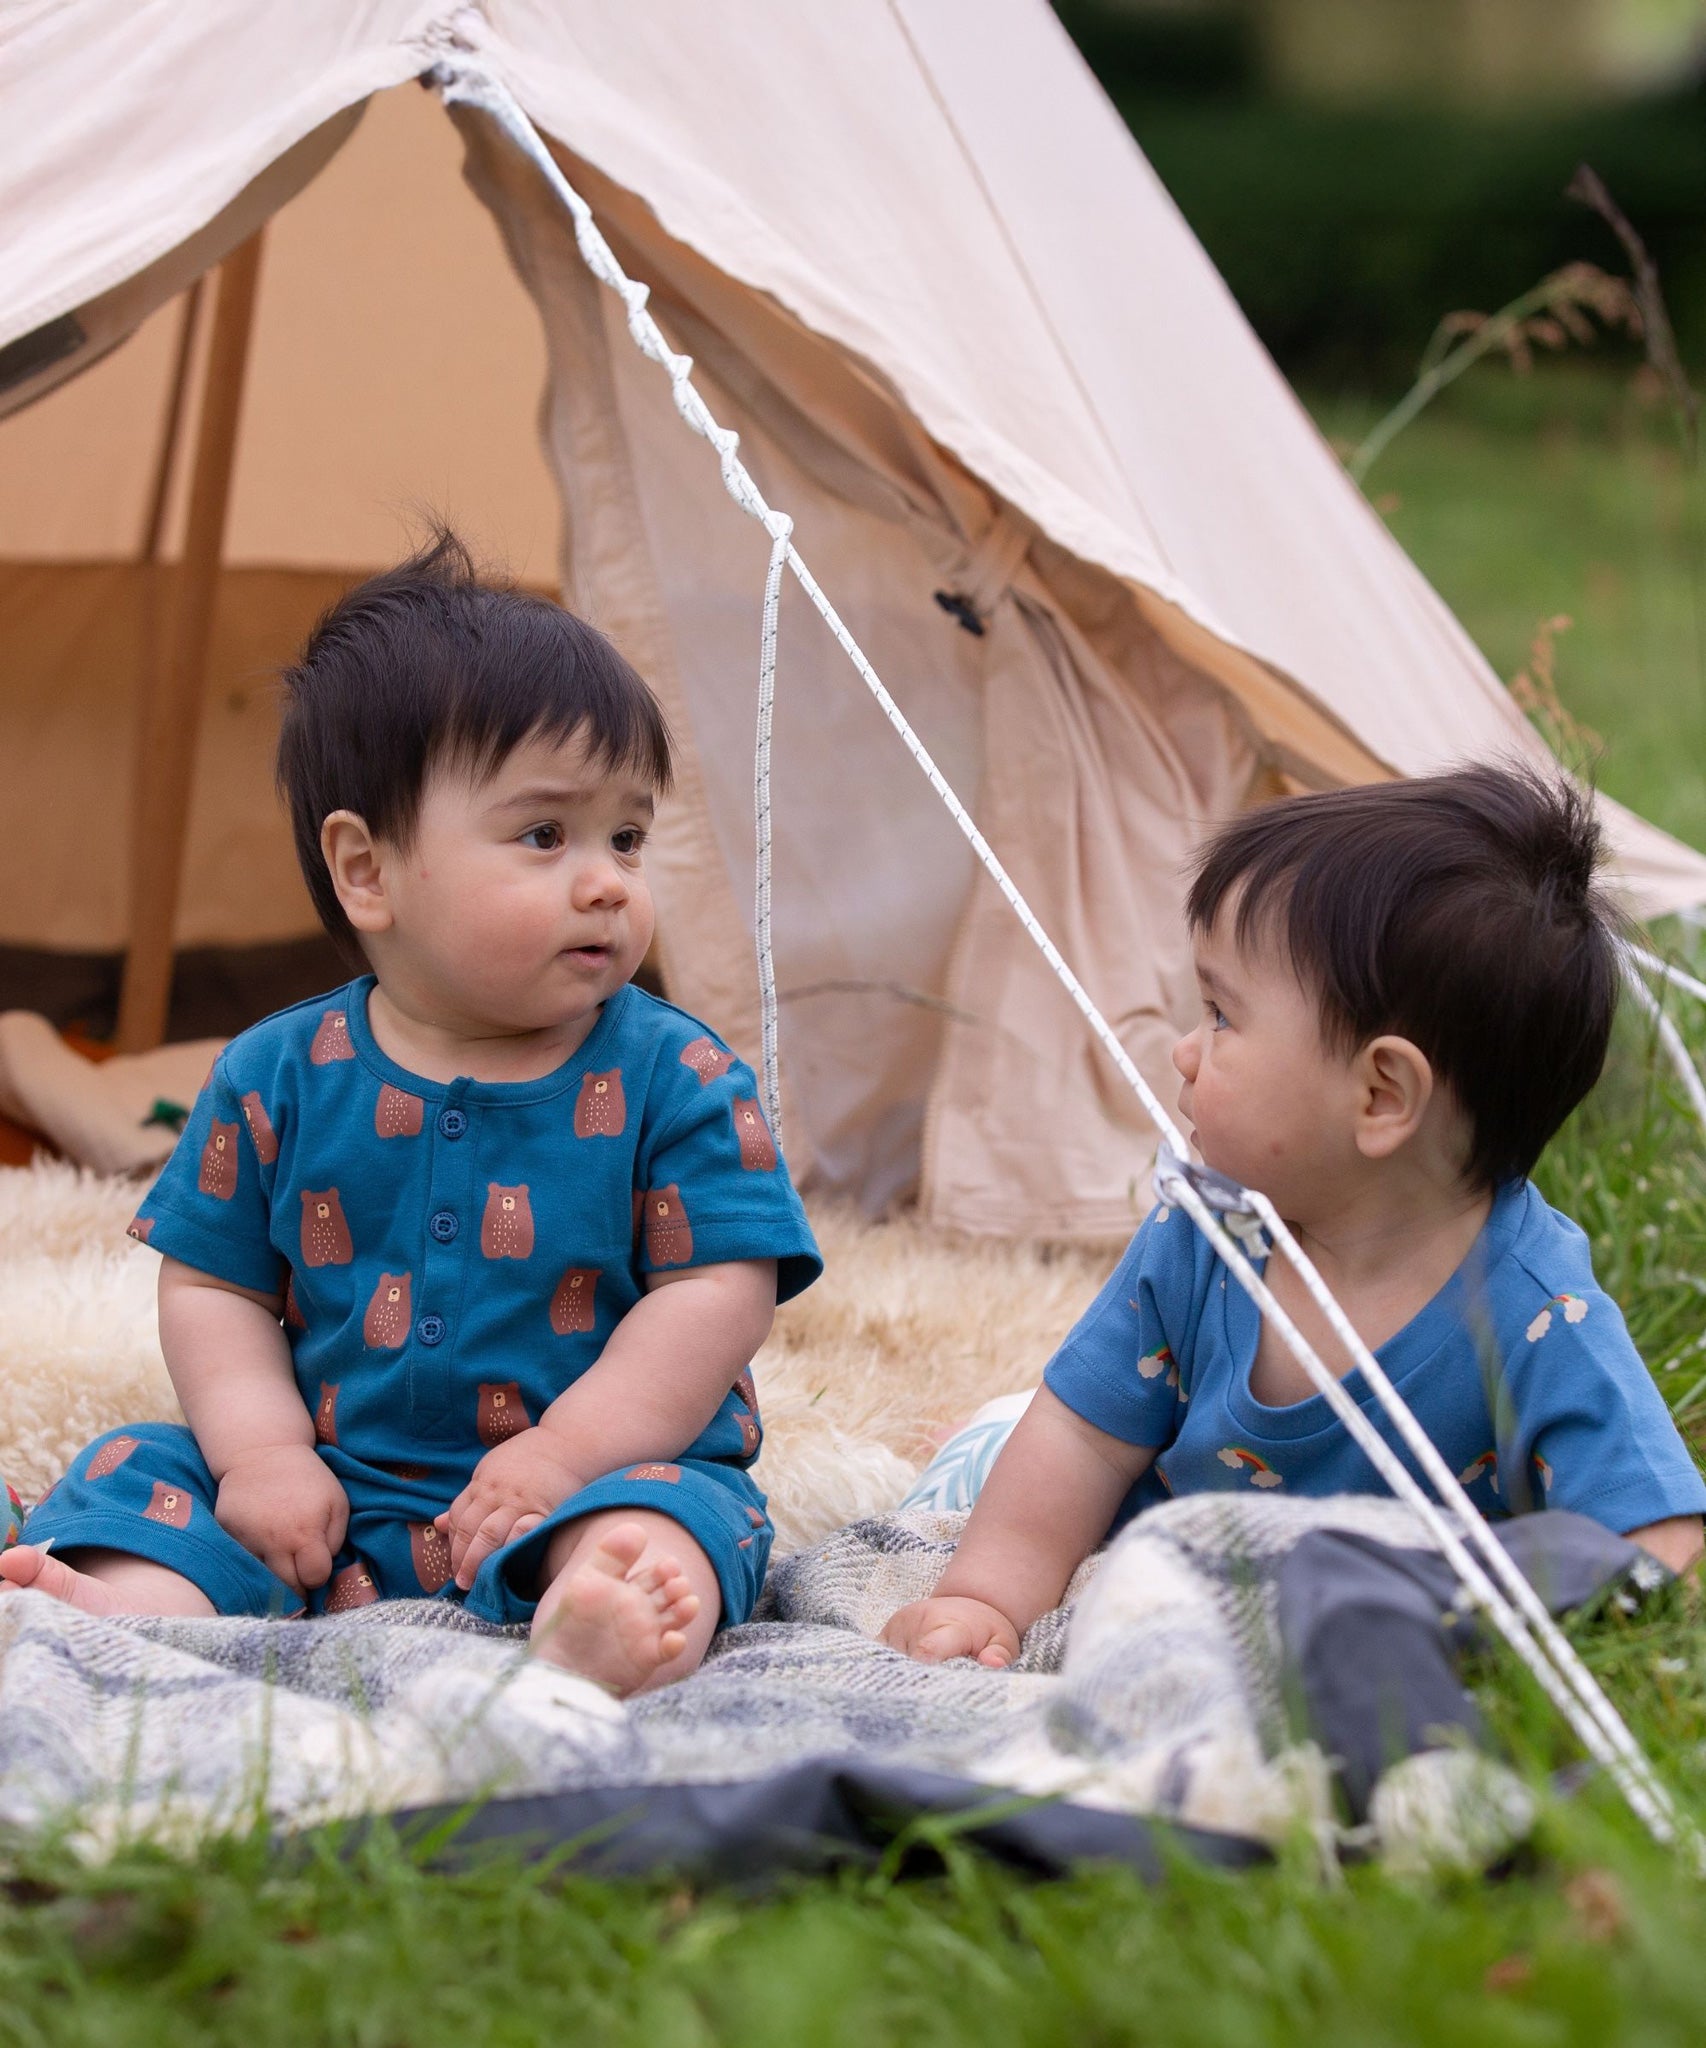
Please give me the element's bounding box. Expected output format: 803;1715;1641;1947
1137;1345;1179;1389
1526;1292;1589;1343
1216;1445;1284;1489
1;1478;22;1551
1458;1450;1500;1494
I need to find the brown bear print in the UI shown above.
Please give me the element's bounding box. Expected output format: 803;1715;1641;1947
679;1036;735;1086
314;1382;339;1447
374;1084;424;1139
549;1266;600;1336
142;1480;192;1528
733;1368;758;1414
481;1183;535;1260
477;1382;530;1447
284;1273;307;1331
198;1119;239;1200
309;1010;354;1064
573;1069;627;1138
733;1407;761;1457
86;1435;140;1481
324;1562;380;1612
300;1189;353;1267
126;1216;154;1244
239;1091;279;1164
409;1520;454;1592
624;1463;681;1484
644;1185;693;1266
745;1505;766;1529
731;1098;778;1173
363;1271;412;1348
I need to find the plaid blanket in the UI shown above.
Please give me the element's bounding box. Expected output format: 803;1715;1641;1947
0;1494;1524;1864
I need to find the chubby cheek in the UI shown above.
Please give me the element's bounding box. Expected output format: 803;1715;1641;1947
434;868;562;968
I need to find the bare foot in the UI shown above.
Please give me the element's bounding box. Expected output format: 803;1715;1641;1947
0;1544;136;1616
530;1523;702;1696
0;1544;214;1617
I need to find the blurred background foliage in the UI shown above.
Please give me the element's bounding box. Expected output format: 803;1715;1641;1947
1052;0;1706;391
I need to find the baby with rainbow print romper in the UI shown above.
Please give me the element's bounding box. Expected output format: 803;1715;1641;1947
886;766;1706;1670
2;536;820;1697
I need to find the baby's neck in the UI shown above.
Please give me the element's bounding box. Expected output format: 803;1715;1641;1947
1287;1171;1493;1299
364;980;604;1086
1248;1169;1495;1404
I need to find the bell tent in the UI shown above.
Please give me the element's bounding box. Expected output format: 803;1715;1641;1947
4;0;1704;1239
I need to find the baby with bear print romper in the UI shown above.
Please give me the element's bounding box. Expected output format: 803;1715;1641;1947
2;535;820;1696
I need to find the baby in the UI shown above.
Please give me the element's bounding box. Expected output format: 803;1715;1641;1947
885;765;1706;1669
0;535;820;1696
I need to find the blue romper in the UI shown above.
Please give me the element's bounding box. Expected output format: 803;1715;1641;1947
1043;1180;1706;1535
26;977;822;1625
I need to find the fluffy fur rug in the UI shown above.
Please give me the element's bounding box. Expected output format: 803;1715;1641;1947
0;1157;1118;1554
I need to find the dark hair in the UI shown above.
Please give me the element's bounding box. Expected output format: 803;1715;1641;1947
1186;764;1623;1188
276;531;672;949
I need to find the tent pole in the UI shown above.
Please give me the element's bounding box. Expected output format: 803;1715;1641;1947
115;232;263;1054
138;279;206;564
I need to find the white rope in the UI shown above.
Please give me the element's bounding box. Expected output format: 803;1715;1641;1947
1626;942;1706;1010
754;516;791;1146
1622;956;1706;1134
433;59;1681;1849
1158;1162;1683;1848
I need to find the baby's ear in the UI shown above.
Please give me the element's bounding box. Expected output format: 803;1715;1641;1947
1354;1034;1433;1160
321;811;392;935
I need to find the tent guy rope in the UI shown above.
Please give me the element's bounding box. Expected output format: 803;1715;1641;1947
431;54;1688;1854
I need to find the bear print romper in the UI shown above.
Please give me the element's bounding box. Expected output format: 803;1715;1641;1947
27;979;820;1624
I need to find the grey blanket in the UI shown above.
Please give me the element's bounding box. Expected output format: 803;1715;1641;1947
0;1494;1530;1864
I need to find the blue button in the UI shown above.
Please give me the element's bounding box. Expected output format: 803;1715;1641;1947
438;1108;468;1140
416;1314;446;1346
429;1210;459;1244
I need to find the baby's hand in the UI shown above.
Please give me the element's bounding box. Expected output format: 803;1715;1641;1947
880;1595;1023;1670
438;1427;585;1591
214;1443;349;1597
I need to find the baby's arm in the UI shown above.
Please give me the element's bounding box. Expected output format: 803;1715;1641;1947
1624;1517;1703;1573
159;1257;348;1594
439;1258;777;1587
881;1386;1158;1668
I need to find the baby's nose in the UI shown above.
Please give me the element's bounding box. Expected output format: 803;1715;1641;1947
576;856;629;905
1171;1031;1198;1081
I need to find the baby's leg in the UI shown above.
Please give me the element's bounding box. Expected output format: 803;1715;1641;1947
531;1509;720;1695
0;1544;214;1617
1;1422;298;1619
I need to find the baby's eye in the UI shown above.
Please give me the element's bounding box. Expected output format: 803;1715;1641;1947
612;826;648;857
1207;1003;1229;1032
519;823;562;852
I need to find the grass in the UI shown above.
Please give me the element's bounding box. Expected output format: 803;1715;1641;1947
5;368;1706;2044
1309;363;1706;849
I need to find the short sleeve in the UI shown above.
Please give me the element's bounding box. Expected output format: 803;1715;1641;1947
1499;1287;1706;1534
131;1056;285;1295
1043;1204;1196;1447
635;1041;821;1304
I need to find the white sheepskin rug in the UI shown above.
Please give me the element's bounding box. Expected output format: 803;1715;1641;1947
0;1157;1118;1554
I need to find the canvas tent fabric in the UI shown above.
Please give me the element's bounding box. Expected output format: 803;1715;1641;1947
4;2;1705;1240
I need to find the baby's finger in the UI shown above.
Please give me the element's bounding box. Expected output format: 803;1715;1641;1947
976;1641;1014;1669
262;1544;306;1599
324;1488;350;1556
913;1620;975;1664
295;1536;334;1591
454;1508;515;1590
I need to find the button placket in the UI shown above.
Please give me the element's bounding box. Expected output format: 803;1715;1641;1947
412;1083;476;1435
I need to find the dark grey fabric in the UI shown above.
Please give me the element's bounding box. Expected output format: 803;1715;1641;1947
1277;1508;1656;1820
386;1761;1272;1885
